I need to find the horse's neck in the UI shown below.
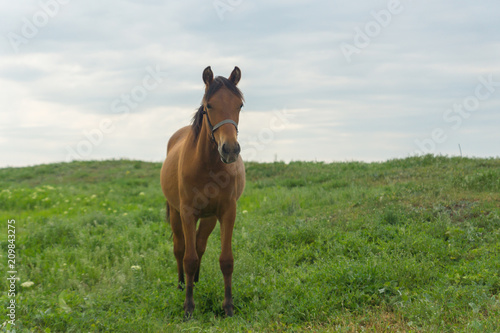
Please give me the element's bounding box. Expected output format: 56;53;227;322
191;124;221;168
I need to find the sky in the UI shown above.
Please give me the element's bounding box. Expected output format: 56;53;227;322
1;0;499;168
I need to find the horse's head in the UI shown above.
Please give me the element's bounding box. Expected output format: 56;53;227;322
202;66;244;164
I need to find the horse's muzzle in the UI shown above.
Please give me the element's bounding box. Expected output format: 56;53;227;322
219;142;240;164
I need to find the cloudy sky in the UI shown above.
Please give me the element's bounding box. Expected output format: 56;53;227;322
1;0;499;167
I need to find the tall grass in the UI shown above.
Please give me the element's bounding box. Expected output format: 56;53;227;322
1;156;499;332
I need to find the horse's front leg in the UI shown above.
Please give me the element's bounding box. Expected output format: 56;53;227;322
218;201;236;317
180;207;199;319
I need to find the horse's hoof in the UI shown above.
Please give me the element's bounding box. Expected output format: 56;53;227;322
183;311;193;321
184;300;195;320
223;304;234;317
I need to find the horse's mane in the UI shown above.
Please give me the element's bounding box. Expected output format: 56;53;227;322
191;76;244;140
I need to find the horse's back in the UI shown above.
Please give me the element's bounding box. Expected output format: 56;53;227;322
167;126;190;154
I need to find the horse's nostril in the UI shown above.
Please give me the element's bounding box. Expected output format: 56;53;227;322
221;144;229;154
221;143;240;156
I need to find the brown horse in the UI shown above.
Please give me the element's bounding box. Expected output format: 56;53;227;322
160;66;245;318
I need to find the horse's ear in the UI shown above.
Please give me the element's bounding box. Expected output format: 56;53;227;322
228;66;241;85
203;66;213;86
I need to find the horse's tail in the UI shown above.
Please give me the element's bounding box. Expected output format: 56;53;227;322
165;201;170;224
165;201;173;239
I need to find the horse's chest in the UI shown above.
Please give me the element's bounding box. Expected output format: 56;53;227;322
180;172;237;217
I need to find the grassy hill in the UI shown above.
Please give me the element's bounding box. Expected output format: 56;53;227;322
1;156;499;332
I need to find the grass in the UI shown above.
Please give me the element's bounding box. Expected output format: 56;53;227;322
1;155;499;332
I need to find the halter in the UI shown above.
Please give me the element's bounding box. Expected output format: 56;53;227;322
202;107;239;144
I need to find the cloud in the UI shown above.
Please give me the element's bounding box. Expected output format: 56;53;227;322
1;0;499;167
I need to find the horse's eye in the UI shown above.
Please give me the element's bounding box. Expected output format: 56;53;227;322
239;104;244;109
207;104;212;109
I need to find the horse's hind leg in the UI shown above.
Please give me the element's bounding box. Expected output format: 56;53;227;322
169;204;185;289
194;217;217;283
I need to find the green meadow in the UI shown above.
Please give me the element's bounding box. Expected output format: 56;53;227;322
1;155;499;332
